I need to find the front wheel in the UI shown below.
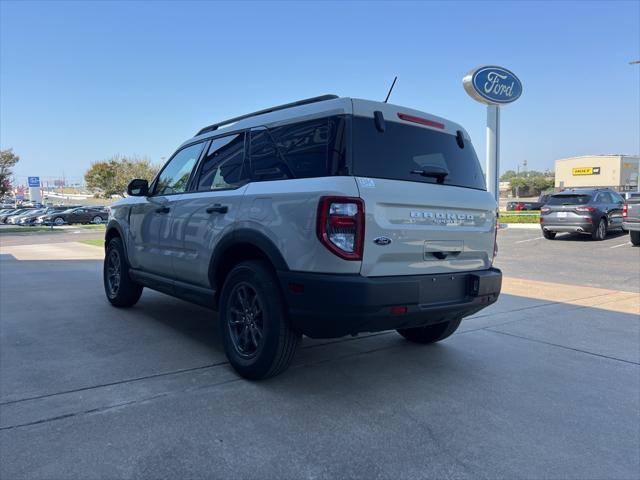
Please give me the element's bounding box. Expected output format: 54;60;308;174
630;230;640;246
542;230;556;240
53;217;65;226
219;260;300;380
92;215;103;224
104;237;143;307
592;218;607;241
397;317;462;344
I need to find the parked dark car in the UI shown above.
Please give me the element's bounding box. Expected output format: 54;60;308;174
540;188;625;240
17;206;70;225
41;207;108;226
507;193;550;211
1;208;36;223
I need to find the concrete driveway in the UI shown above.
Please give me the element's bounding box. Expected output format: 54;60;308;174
0;230;638;479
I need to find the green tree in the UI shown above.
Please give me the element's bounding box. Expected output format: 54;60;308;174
0;149;20;197
85;155;158;198
500;170;518;181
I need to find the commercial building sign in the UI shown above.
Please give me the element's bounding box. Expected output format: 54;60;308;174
463;66;523;105
572;167;601;176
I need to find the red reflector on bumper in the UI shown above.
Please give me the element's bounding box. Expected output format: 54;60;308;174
390;306;408;316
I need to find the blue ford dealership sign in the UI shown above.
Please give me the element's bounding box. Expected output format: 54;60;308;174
28;176;40;187
463;65;522;105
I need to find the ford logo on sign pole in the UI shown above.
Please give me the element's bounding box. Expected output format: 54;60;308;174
463;66;522;201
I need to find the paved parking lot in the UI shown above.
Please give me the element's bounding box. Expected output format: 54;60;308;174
0;228;638;479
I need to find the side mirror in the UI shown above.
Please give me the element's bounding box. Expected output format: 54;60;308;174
127;179;149;197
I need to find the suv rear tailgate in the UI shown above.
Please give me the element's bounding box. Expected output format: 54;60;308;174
356;178;496;277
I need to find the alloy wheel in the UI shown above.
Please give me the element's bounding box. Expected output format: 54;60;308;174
106;248;121;297
227;282;264;359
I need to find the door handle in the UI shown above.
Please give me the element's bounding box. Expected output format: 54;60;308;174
206;204;228;214
431;251;461;260
155;206;170;214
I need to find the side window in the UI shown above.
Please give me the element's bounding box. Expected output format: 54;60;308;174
196;133;246;191
249;129;289;181
248;116;344;182
154;143;204;195
611;192;624;203
597;192;612;203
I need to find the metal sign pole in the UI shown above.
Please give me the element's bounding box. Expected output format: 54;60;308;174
486;105;500;202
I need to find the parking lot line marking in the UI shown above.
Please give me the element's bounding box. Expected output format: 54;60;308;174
514;236;544;244
609;242;631;249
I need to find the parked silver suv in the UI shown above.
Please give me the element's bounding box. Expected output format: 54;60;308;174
103;95;502;379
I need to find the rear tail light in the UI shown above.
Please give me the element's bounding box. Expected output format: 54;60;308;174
540;207;550;214
623;204;628;218
575;206;596;213
317;197;365;260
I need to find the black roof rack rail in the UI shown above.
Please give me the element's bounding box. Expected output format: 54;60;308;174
195;94;339;136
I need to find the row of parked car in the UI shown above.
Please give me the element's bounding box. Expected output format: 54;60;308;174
0;205;109;226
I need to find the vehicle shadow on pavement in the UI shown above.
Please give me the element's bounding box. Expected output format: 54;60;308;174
553;230;628;241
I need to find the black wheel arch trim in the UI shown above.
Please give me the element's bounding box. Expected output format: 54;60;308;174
105;221;128;258
208;228;289;290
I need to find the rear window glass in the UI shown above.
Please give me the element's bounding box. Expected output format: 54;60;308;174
547;194;591;205
351;117;486;190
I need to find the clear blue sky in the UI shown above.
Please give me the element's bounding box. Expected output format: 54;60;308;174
1;0;638;185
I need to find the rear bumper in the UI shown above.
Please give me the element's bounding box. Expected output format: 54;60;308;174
623;221;640;232
541;221;593;233
278;268;502;339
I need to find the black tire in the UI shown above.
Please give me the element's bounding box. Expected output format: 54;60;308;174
397;317;462;344
53;217;65;226
92;215;103;224
592;218;607;241
630;230;640;246
542;230;556;240
103;237;143;307
219;260;300;380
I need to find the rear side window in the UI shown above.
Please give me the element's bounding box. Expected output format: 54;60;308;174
547;194;591;205
196;133;246;191
351;117;486;190
249;116;347;181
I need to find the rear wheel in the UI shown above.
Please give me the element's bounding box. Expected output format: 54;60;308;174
542;230;556;240
92;215;103;224
592;218;607;240
397;317;462;344
219;260;300;380
53;217;65;225
630;230;640;246
104;237;143;307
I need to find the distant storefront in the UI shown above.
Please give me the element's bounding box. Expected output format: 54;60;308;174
555;155;639;192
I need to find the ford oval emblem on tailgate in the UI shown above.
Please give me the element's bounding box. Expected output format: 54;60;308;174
373;236;392;246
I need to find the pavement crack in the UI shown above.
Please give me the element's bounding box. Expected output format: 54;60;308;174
0;361;230;407
485;329;639;365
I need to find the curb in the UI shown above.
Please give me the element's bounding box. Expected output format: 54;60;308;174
499;223;540;230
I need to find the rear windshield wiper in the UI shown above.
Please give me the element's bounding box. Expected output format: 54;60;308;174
410;166;449;184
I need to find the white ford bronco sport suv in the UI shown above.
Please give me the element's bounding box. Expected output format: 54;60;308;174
104;95;502;379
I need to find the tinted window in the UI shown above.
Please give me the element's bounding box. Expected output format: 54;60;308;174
196;133;246;191
596;192;613;203
155;143;204;195
610;192;624;203
249;116;346;181
351;117;486;190
547;194;591;205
